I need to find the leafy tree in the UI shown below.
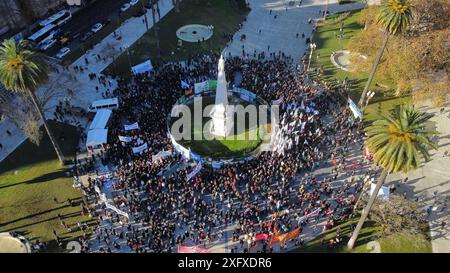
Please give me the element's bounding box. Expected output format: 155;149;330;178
0;39;65;164
370;195;429;236
350;0;449;107
347;104;437;249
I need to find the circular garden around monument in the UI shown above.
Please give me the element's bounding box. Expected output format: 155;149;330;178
168;91;272;162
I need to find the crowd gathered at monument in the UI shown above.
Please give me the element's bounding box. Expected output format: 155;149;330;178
64;50;378;253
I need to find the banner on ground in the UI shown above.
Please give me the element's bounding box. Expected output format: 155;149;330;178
124;122;140;131
233;87;256;102
298;208;320;223
132;143;148;154
118;136;133;142
272;97;283;105
187;162;203;181
105;202;129;219
194;81;209;94
194;80;217;94
179;146;191;160
270;227;301;245
177;245;209;253
255;234;269;241
152;150;173;162
348;97;363;119
212;161;222;169
131;60;153;75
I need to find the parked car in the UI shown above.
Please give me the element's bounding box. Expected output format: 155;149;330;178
56;47;71;59
130;0;139;6
39;39;57;51
120;3;131;12
91;23;103;33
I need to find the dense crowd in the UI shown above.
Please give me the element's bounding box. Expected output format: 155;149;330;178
73;51;375;253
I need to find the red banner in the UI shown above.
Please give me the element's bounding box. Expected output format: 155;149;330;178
177;245;209;253
255;234;269;241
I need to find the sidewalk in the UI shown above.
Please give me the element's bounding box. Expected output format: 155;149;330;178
222;0;366;61
385;101;450;253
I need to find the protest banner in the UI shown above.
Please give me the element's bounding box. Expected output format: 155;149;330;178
132;143;148;154
118;136;133;142
177;245;209;253
124;122;140;131
187;162;203;181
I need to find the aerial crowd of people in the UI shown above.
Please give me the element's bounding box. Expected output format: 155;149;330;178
68;50;376;253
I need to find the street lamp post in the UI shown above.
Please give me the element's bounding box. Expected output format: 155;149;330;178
323;0;329;20
124;45;132;71
141;0;149;31
306;42;317;72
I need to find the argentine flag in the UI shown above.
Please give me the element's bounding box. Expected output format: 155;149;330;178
181;80;190;89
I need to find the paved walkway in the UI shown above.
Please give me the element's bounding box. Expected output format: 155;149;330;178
0;0;174;162
385;101;450;253
222;0;366;62
0;232;31;253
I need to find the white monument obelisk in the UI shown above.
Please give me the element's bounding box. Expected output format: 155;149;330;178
210;55;234;137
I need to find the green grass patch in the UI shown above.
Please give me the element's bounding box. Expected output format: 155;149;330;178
179;126;264;159
291;216;432;253
310;9;395;103
104;0;249;76
0;121;95;252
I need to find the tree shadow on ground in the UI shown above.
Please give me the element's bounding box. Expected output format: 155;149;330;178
0;169;68;190
0;121;79;174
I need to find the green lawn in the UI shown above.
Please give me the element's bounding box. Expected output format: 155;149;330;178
179;126;264;159
363;96;412;122
291;217;432;253
0;121;95;252
104;0;249;76
310;10;395;103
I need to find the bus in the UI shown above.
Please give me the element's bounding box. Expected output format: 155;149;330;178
28;24;60;47
39;9;72;27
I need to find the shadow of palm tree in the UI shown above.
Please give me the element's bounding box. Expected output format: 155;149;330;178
0;169;68;190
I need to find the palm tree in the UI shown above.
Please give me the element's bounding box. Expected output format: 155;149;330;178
358;0;414;108
0;39;65;164
347;104;437;249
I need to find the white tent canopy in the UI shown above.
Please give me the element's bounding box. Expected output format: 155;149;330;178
89;109;112;130
86;129;108;150
131;60;153;75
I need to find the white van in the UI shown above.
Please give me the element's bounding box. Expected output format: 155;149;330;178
88;98;119;112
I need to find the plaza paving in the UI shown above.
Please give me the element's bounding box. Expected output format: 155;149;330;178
222;0;366;62
385;102;450;253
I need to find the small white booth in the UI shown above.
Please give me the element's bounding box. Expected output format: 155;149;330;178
88;98;119;112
